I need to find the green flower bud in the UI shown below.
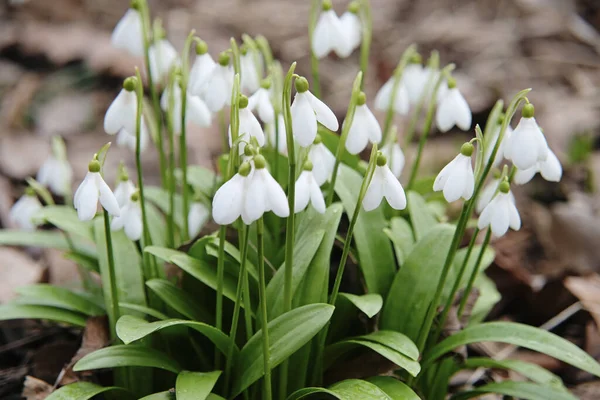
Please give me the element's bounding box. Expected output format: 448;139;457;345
322;0;332;11
240;44;248;56
295;76;309;93
195;40;208;55
522;103;535;119
123;76;137;92
238;161;252;177
409;53;422;65
238;95;249;109
260;78;272;90
25;187;36;197
499;179;510;194
497;113;505;126
356;92;367;106
155;26;167;40
218;52;230;66
313;134;323;144
244;144;255;157
348;1;360;14
130;0;141;11
254;154;267;169
88;160;101;173
376;153;387;166
460;142;474;157
130;191;140;202
303;159;314;171
447;77;457;89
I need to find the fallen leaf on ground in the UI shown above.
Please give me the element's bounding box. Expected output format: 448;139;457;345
21;376;52;400
0;247;45;303
565;274;600;328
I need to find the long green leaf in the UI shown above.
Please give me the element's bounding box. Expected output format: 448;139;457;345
176;371;222;400
0;230;96;257
380;224;455;341
205;237;259;282
384;217;414;266
424;321;600;378
119;303;169;320
144;186;185;229
334;165;396;296
139;391;173;400
116;315;236;357
231;304;335;397
16;284;104;316
407;191;438;241
0;304;87;327
146;279;213;323
366;376;421;400
146;203;169;248
355;330;419;361
450;381;577;400
287;387;340;400
178;165;219;197
329;379;392;399
73;344;182;373
338;293;383;319
45;382;130;400
462;358;564;387
33;206;94;241
469;274;501;325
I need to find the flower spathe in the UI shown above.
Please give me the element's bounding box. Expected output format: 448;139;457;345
345;94;381;155
363;155;407;211
433;143;475;202
291;78;339;147
436;83;472;132
111;194;142;241
514;147;562;185
199;54;233;113
504;104;549;170
161;84;211;135
229;98;265;155
74;161;121;222
10;192;42;231
248;87;275;124
111;8;144;57
188;201;210;238
374;77;410;116
148;38;178;82
311;5;350;59
308;137;336;185
294;163;326;214
477;183;521;237
37;156;72;197
380;141;405;179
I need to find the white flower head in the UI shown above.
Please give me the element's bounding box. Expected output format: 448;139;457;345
476;177;515;214
161;82;211;135
484;117;513;169
148;38;179;82
291;77;339;147
311;1;351;59
433;142;475;202
436;78;472;132
111;191;142;241
477;180;521;237
37;137;73;197
345;92;382;155
74;159;121;221
374;77;410;116
266;114;288;155
403;58;428;105
111;8;144;57
514;147;562;185
308;135;336;186
338;2;362;56
188;201;210;238
229;95;265;155
114;172;136;208
295;160;326;214
199;52;233;113
212;162;252;225
10;189;43;231
242;155;289;224
240;47;261;94
188;41;216;95
380;141;405;179
116;127;149;153
504;104;549;171
248;80;275;124
363;153;407;211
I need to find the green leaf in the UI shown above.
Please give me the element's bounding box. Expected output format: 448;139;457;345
366;376;421;400
33;206;94;241
384;217;414;266
355;330;419;360
15;284;104;316
338;293;383;318
329;379;392;399
469;274;501;325
325;339;420;377
462;358;564;387
444;245;495;302
380;224;455;341
116;315;236;357
144;186;185;229
407;191;438;241
178;165;219;197
139;391;173;400
0;304;87;327
176;371;222;400
146;279;213;323
287;387;340;400
231;304;335;398
119;303;169;320
63;252;99;273
205;237;259;282
450;381;577;400
335;165;396;296
73;344;182;374
45;382;130;400
0;230;96;257
147;203;169;248
424;321;600;378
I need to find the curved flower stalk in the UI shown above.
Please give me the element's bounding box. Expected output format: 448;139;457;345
200;52;234;113
345;92;381;155
380;140;405;179
74;158;120;222
363;152;407;211
148;35;178;83
435;77;472;132
311;0;350;59
504;103;549;170
228;95;265;155
9;188;43;231
248;79;275;124
294;160;326;214
188;39;216;95
514;147;562;184
477;179;521;237
433;142;475;203
308;134;336;186
37;136;72;197
160;80;211;135
111;5;144;57
111;191;142;241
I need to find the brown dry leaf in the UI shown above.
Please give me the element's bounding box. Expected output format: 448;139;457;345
0;73;41;130
0;134;50;179
0;175;14;228
571;381;600;400
0;247;45;303
565;275;600;328
43;248;82;287
21;376;52;400
34;92;95;138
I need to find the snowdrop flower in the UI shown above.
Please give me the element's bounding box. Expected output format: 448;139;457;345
504;104;549;171
111;191;142;241
514;147;562;185
188;40;216;95
74;159;121;221
380;141;405;179
291;77;339;147
113;168;136;208
240;46;261;94
338;1;362;56
104;77;149;152
188;200;210;238
212;162;252;225
248;79;275;124
374;76;410;116
402;56;428;105
9;188;42;231
363;153;407;211
266;114;287;155
111;5;144;57
436;78;472;132
477;180;521;237
199;52;233;113
308;134;336;185
312;0;350;59
37;137;72;197
476;177;515;214
295;160;325;214
229;95;265;155
484;116;513;168
148;37;178;82
433;142;475;202
242;155;289;224
345;92;381;155
161;82;211;135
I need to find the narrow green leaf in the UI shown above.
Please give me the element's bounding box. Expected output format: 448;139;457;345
407;191;438;241
366;376;421;400
139;391;173;400
16;284;104;316
0;304;87;327
63;252;99;273
146;203;169;248
231;304;335;397
146;279;213;323
329;379;392;399
144;186;185;229
380;224;455;341
119;303;169;320
443;245;495;302
450;381;577;400
176;370;221;400
45;382;130;400
338;293;383;318
287;387;340;400
355;330;419;361
0;230;96;257
469;274;501;325
205;237;259;281
33;206;94;241
424;321;600;378
384;217;414;266
178;165;219;197
73;344;182;373
462;358;564;387
116;315;235;357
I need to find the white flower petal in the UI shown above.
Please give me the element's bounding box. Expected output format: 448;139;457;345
187;94;212;127
476;179;498;213
381;143;405;179
241;53;260;93
507;197;521;231
513;166;537;185
294;171;311;213
306;91;339;132
345;105;371;155
189;53;216;95
309;143;335;185
308;174;326;213
104;89;137;135
433;155;459;192
540;149;562;182
111;9;144;57
95;174;121;217
462;159;475;200
312;10;343;59
201;65;231;113
10;196;42;231
507;117;548;170
393;83;410;115
363;167;385;211
477;197;495;230
374;79;393;111
212;174;245;225
291;92;318;147
74;173;99;221
264;171;289;217
490;200;510;237
339;11;362;53
403;64;426;104
188;202;209;238
148;39;178;82
243;170;267;224
382;166;407;210
124;204;142;241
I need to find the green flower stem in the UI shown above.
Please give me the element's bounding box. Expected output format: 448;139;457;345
381;45;417;145
165;68;177;249
457;228;491;317
406;63;455;191
257;217;273;400
215;225;227;370
309;0;322;98
326;71;363;206
358;0;372;91
102;209;120;341
219;109;228;153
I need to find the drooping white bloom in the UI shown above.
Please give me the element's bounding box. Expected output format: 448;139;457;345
199;54;233;113
266;114;287;155
374;77;410;116
308;137;336;186
311;3;350;59
111;193;142;241
240;51;260;94
514;147;562;185
161;84;211;135
188;201;210;238
380;142;405;179
345;95;381;155
291;78;339;147
111;8;144;57
212;164;252;225
294;163;325;214
248;86;274;124
477;184;521;237
188;43;216;95
433;143;475;202
363;156;407;211
148;38;178;82
436;82;471;132
242;157;289;224
476;178;515;214
229;98;265;155
74;161;121;221
114;178;136;208
104;80;150;152
10;192;42;231
37;156;72;197
403;62;427;105
504;104;549;171
484;123;513;168
339;6;362;56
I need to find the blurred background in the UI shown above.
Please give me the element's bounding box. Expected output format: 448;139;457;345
2;0;600;397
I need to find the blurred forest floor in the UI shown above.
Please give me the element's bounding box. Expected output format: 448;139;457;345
2;0;600;398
